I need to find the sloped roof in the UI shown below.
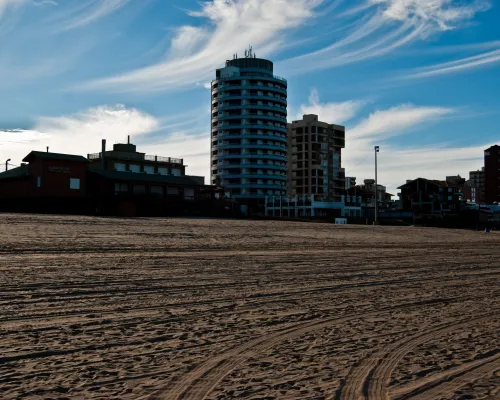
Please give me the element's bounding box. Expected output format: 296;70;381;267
89;169;205;186
0;164;29;180
22;151;89;163
398;177;445;190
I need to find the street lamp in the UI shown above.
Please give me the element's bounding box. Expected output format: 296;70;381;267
374;146;380;225
5;159;11;172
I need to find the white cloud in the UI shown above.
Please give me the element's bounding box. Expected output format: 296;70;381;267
340;103;488;194
296;89;365;124
0;105;160;166
349;104;454;139
0;0;26;20
371;0;490;31
49;0;131;31
403;48;500;79
282;0;490;74
82;0;323;93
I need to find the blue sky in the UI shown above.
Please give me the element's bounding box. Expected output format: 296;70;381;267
1;0;499;194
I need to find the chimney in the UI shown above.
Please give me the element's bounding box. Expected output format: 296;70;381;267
127;135;130;144
101;139;106;170
46;146;49;153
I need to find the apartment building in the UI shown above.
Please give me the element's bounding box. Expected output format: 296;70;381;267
287;114;345;202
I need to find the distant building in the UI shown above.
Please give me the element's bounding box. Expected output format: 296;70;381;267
465;168;485;204
398;178;463;215
345;176;356;190
287;114;345;202
484;145;500;203
210;48;288;214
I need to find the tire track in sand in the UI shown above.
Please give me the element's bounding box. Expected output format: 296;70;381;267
338;314;495;400
393;352;500;400
147;299;458;400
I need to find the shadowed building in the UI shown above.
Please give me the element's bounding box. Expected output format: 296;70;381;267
484;145;500;203
287;114;345;202
210;47;288;214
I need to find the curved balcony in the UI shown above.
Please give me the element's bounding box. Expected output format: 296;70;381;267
217;173;288;181
215;163;287;171
214;154;287;162
222;74;287;87
213;95;287;106
217;114;287;124
218;104;287;113
226;183;286;190
212;123;287;134
216;144;287;152
215;133;287;143
216;84;287;96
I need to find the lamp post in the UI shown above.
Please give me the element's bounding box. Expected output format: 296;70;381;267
374;146;380;225
5;159;11;172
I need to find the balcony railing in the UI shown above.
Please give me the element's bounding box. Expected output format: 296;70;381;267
87;152;183;165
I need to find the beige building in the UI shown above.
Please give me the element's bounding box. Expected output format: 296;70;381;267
287;114;345;202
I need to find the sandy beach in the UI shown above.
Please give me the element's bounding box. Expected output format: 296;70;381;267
0;214;499;399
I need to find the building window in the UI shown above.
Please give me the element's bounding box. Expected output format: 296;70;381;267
150;186;164;195
69;178;80;190
133;184;146;194
172;168;181;176
129;164;140;173
167;187;179;195
114;183;128;193
115;163;126;172
184;188;195;200
37;176;41;188
158;167;168;175
144;165;154;174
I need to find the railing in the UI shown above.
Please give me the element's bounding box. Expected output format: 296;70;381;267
144;155;183;164
87;152;183;165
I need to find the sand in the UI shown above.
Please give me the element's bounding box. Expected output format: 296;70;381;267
0;214;499;400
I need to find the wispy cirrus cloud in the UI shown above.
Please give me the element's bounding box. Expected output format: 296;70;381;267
349;104;454;139
403;48;500;79
282;0;491;74
48;0;131;31
81;0;324;93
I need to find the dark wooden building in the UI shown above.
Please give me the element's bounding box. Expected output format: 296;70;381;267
398;178;463;215
0;142;228;217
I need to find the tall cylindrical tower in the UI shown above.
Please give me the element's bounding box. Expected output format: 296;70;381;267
211;50;288;212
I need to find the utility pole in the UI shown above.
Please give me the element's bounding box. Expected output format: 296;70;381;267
374;146;380;225
5;159;11;172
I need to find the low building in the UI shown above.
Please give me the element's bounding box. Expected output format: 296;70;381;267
398;178;463;215
345;176;356;190
0;151;89;213
265;194;344;218
0;141;226;217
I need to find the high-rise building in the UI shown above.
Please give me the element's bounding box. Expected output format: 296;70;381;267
465;168;485;203
287;114;345;202
484;145;500;203
210;48;288;213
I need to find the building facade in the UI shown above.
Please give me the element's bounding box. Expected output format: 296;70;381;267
0;142;226;217
465;168;485;204
287;114;345;202
345;176;356;190
210;49;288;213
484;145;500;203
398;178;463;215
